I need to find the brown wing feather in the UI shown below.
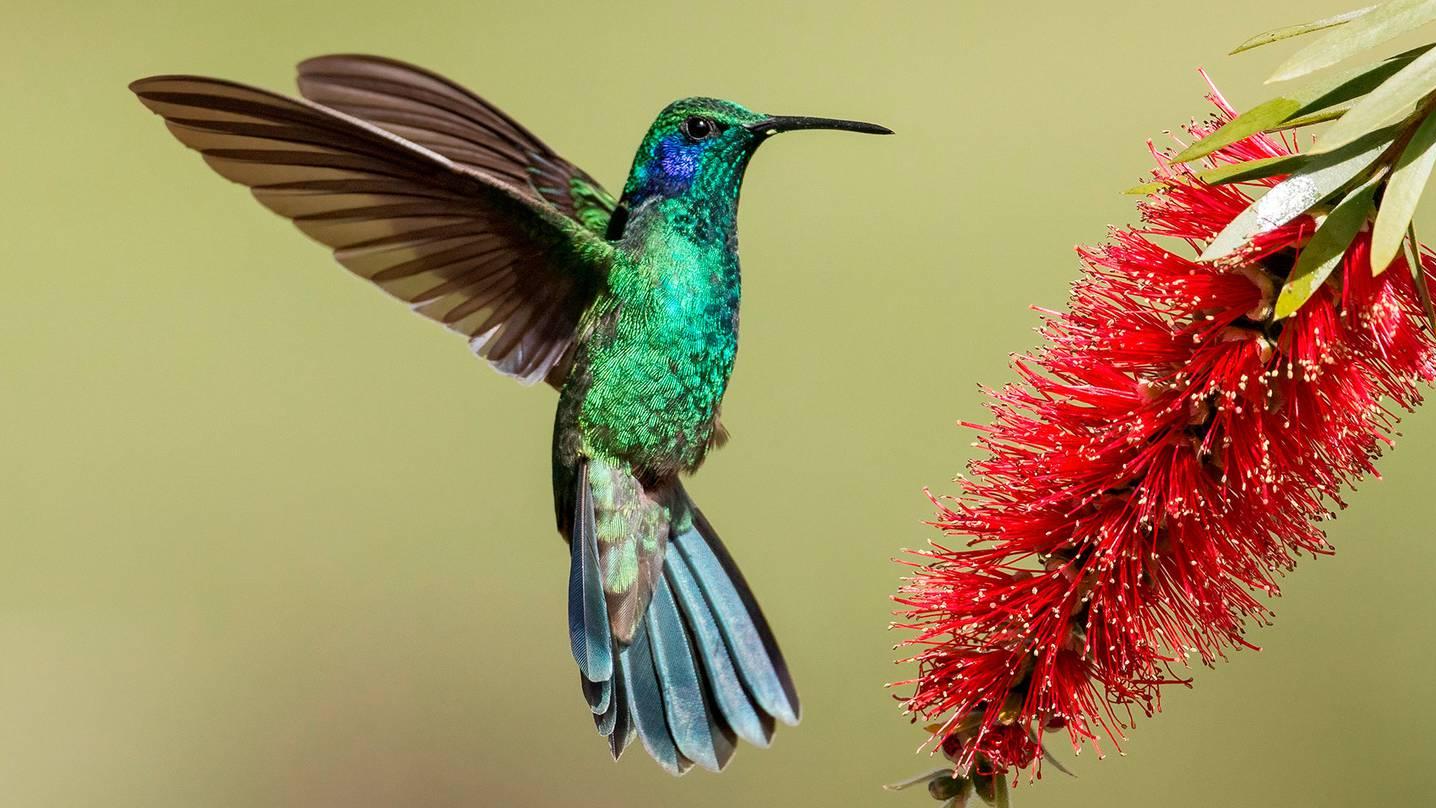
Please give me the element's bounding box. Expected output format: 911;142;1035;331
130;75;611;386
294;55;617;235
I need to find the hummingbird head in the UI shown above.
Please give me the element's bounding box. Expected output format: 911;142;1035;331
609;97;890;240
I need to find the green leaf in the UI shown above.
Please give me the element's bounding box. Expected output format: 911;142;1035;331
1123;181;1161;196
1271;103;1354;130
1286;46;1430;118
1308;46;1436;154
1173;49;1425;165
1372;110;1436;271
1171;98;1302;164
973;775;997;806
882;770;948;791
1275;175;1382;318
1208;153;1311;184
1200;127;1396;262
1232;6;1376;54
1269;0;1436;82
1123;155;1304;195
991;775;1010;808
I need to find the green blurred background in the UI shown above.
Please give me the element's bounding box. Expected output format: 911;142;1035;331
3;1;1433;805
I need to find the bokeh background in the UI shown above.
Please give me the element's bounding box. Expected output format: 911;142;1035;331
3;1;1433;805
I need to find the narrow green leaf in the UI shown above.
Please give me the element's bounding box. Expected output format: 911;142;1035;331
1275;175;1382;318
1271;103;1353;130
973;775;997;806
1173;50;1425;165
882;770;947;791
1286;46;1430;118
1208;153;1310;184
1172;98;1302;164
1232;6;1376;54
1200;127;1396;262
1269;0;1436;82
1373;111;1436;271
1308;46;1436;154
991;775;1010;808
1123;155;1303;195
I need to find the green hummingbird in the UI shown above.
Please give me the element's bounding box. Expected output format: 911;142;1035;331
130;55;890;774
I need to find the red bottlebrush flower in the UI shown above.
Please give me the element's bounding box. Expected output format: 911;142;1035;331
892;80;1436;785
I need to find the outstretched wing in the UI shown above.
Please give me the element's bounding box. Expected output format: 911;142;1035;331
295;54;618;237
130;75;612;386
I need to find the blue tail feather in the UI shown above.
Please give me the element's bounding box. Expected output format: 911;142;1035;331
565;472;796;774
621;623;689;775
568;462;612;683
604;656;634;758
592;670;619;737
664;541;773;748
671;504;800;726
582;673;612;718
646;574;736;772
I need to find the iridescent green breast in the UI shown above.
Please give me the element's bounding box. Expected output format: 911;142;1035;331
569;204;741;477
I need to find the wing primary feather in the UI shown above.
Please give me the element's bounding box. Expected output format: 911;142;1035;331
293;54;618;236
129;73;610;390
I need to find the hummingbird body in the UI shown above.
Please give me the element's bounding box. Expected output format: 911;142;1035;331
568;182;742;477
131;58;888;775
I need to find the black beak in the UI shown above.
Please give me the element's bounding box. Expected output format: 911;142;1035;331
744;115;893;137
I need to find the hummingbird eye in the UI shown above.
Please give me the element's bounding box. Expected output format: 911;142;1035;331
680;116;717;141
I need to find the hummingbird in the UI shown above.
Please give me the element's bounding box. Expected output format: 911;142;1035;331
129;55;890;775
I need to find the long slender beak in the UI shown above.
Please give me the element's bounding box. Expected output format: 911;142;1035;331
745;115;893;137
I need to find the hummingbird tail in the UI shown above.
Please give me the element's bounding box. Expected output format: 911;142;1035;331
566;472;799;774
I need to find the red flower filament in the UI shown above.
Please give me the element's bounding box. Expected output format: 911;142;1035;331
893;83;1436;781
